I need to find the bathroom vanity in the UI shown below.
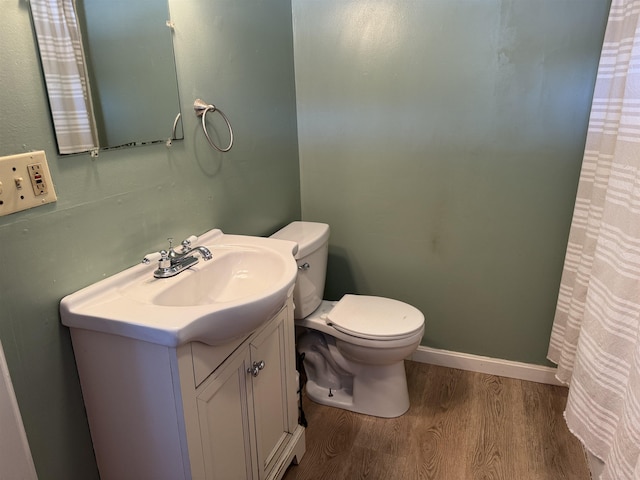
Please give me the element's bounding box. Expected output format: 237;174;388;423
59;229;305;480
70;298;304;480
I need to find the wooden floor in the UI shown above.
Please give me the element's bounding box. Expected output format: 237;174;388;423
283;361;590;480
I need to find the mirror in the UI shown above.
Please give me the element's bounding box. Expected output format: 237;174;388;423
30;0;183;155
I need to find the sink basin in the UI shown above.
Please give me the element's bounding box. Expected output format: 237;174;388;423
123;247;289;307
60;229;298;346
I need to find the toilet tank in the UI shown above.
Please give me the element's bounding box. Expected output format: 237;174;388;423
271;222;330;319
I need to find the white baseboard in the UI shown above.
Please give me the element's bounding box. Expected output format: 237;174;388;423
410;345;564;386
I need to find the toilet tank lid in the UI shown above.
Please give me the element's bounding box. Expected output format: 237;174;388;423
271;221;330;259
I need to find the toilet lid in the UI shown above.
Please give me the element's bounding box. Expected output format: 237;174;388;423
327;295;424;340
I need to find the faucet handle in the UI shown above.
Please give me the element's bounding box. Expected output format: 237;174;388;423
141;251;162;264
158;249;171;269
180;235;198;252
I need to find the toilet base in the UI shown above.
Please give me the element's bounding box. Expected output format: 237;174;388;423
304;360;410;418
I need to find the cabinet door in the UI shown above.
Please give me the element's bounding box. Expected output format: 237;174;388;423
250;310;292;480
197;349;253;480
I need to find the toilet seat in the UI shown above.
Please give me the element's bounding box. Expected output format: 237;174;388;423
327;295;424;341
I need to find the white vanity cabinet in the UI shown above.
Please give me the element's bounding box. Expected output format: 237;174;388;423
192;304;301;480
70;298;305;480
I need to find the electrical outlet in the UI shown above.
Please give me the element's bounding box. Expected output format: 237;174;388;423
28;163;48;196
0;151;57;216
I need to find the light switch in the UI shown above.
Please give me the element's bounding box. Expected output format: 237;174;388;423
0;151;57;216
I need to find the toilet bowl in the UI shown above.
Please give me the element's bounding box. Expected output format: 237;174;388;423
271;222;425;418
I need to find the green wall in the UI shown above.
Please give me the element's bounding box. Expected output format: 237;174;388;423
0;0;299;478
293;0;610;364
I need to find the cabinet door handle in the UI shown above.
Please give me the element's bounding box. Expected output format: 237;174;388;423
248;360;265;377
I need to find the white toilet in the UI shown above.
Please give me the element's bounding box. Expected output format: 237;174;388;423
271;222;425;418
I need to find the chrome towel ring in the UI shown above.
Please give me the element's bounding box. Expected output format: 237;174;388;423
193;98;234;152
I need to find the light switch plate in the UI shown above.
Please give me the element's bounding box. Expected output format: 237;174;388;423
0;151;57;217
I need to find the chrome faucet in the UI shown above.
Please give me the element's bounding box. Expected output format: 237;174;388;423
148;237;213;279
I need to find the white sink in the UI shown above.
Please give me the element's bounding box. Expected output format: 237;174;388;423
60;229;298;346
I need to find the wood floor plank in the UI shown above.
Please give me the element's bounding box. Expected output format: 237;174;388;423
287;402;362;479
466;374;520;480
283;361;590;480
353;402;413;458
519;381;589;480
341;446;398;480
402;364;473;479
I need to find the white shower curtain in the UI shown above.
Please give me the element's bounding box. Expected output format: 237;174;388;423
31;0;98;154
548;1;640;479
